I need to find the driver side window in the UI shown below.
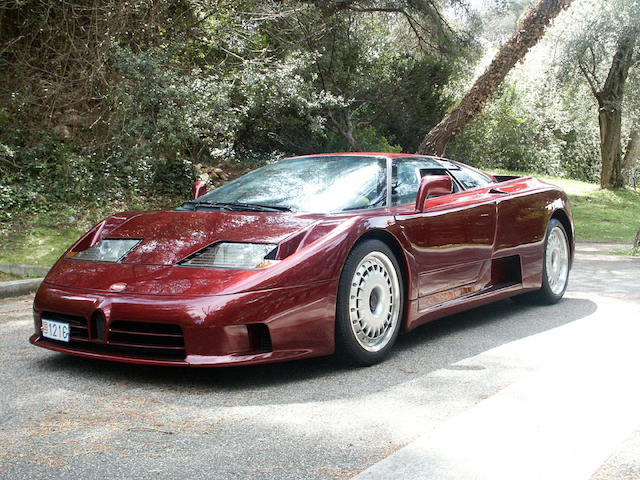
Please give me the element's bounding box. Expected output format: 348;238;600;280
393;161;422;205
392;158;453;206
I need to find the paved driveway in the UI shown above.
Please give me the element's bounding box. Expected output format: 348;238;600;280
1;245;638;479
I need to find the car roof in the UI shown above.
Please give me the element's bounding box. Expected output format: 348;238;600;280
289;152;441;158
286;152;450;162
283;153;495;180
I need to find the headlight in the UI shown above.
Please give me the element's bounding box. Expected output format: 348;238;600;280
179;242;279;269
67;239;141;263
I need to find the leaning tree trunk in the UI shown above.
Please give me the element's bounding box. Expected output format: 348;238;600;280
417;0;572;156
596;33;636;189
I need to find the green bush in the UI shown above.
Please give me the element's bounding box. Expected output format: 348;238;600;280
448;83;600;181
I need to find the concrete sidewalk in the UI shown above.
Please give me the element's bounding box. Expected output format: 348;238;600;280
0;277;43;299
354;295;640;480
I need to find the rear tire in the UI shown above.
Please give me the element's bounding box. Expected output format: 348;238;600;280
516;218;570;305
335;239;403;366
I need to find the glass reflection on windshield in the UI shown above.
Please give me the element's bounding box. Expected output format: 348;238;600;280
195;156;387;213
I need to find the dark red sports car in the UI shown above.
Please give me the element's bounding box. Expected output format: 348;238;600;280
30;153;574;366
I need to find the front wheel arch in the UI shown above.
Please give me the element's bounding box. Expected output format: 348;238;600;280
348;230;410;323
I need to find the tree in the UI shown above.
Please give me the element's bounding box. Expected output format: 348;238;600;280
591;33;637;188
417;0;572;156
568;0;640;188
251;0;476;151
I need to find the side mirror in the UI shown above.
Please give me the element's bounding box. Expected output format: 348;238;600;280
416;175;452;212
192;180;208;200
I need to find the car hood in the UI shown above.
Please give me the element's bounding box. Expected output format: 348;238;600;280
42;210;344;295
102;210;317;265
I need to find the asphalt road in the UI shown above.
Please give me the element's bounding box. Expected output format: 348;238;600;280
1;245;639;480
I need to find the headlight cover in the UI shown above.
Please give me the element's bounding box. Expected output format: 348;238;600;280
67;239;141;263
179;242;279;269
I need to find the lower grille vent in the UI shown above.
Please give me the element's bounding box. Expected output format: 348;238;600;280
108;320;185;358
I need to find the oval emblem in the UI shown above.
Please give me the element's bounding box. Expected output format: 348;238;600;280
108;282;127;292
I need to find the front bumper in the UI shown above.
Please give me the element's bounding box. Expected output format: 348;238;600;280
31;280;337;366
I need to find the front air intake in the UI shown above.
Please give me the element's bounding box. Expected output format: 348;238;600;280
107;320;186;358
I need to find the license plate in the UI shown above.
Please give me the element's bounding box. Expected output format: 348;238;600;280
41;319;70;342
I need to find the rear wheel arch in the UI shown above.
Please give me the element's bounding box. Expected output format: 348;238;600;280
514;217;570;305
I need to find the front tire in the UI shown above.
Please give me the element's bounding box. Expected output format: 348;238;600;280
335;239;403;366
518;218;570;304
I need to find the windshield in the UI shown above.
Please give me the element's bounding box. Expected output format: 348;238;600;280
191;156;387;213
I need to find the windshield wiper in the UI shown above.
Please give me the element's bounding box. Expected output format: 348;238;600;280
179;201;232;211
180;201;291;212
215;202;291;212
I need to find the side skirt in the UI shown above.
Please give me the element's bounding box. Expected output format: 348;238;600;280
405;282;532;332
405;255;528;332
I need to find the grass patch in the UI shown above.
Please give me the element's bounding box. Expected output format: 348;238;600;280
533;177;639;244
564;188;640;244
0;271;23;281
0;223;85;266
0;196;181;267
0;205;95;266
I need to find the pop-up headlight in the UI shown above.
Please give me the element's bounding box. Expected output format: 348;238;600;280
67;239;141;263
179;242;279;269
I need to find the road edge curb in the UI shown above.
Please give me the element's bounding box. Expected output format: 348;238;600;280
0;278;43;299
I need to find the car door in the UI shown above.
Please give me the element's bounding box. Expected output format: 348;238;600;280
393;159;497;311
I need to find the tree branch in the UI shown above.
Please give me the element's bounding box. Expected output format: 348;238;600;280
578;61;599;98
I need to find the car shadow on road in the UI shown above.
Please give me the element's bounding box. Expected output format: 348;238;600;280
35;296;597;405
